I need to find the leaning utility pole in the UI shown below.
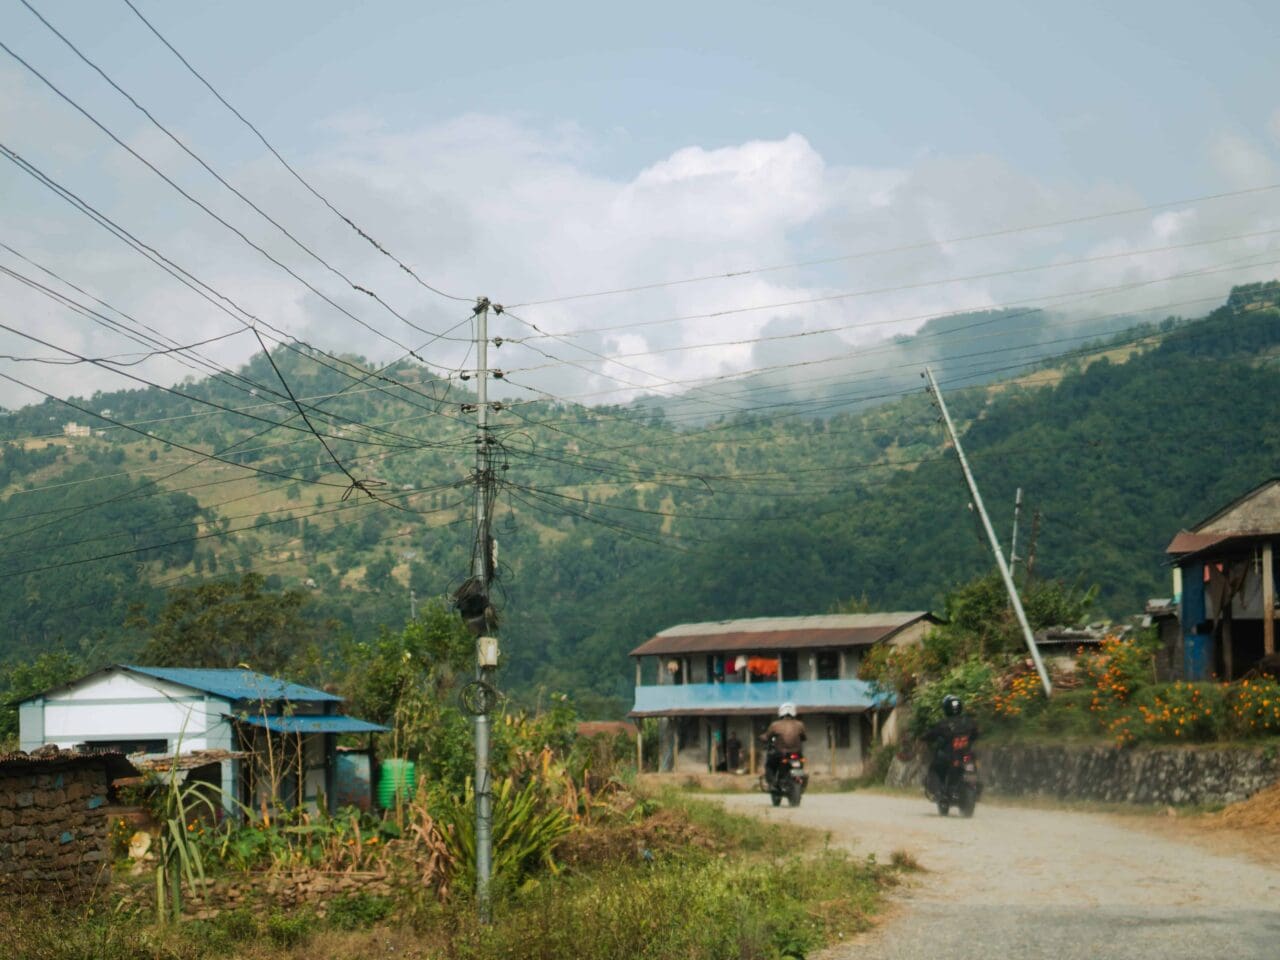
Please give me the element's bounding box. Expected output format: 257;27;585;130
923;368;1052;696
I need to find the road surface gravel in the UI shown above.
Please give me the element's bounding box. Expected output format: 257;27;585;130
719;790;1280;960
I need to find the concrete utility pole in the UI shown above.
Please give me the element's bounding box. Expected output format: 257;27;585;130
471;297;496;920
924;368;1052;696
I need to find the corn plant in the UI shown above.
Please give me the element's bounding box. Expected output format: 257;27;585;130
150;764;221;924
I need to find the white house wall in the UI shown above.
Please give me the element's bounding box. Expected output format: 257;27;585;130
21;670;232;754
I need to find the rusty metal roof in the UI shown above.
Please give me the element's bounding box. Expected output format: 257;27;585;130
630;612;935;657
1166;530;1231;555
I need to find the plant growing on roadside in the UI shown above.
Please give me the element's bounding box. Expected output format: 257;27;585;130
439;775;573;892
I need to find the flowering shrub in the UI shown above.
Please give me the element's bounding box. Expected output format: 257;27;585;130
1132;682;1223;742
991;672;1044;719
1224;678;1280;737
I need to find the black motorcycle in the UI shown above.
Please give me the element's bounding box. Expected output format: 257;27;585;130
759;736;808;807
926;734;980;817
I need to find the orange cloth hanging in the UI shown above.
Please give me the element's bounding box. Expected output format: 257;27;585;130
746;656;779;678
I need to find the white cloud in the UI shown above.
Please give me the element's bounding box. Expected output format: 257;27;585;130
4;108;1280;417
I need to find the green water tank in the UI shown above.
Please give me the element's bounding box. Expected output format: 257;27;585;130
377;759;416;808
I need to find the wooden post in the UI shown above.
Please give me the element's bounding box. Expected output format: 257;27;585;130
635;658;642;688
1264;542;1275;657
748;727;756;777
1222;608;1234;680
636;728;643;772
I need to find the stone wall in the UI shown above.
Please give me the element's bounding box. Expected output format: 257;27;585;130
0;758;116;898
886;743;1280;806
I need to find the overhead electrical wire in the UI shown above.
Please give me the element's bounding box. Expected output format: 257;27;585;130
0;37;456;359
0;148;481;434
17;1;467;352
505;182;1280;309
119;0;472;305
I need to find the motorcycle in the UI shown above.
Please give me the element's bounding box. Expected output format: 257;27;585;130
927;733;980;818
759;736;808;807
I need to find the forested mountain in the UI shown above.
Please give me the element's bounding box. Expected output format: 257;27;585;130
0;282;1277;715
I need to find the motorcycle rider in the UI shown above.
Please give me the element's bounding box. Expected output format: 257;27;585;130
760;702;806;788
922;694;979;800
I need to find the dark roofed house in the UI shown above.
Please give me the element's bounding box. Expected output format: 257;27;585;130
629;612;937;777
17;664;386;818
1165;478;1280;680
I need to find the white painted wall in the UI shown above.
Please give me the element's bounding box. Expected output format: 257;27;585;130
20;669;231;754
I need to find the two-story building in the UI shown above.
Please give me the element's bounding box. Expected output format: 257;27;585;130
629;612;936;776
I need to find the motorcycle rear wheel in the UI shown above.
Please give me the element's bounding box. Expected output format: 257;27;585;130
959;789;977;818
787;781;803;807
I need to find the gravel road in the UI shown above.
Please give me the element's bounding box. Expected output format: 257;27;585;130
719;790;1280;960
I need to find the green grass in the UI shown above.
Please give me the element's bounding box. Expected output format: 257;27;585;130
0;796;901;960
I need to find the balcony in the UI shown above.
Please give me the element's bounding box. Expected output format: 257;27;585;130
631;678;888;716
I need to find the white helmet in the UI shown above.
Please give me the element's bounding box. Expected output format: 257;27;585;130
778;702;797;718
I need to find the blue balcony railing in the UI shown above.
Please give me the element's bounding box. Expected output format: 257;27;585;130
631;678;889;715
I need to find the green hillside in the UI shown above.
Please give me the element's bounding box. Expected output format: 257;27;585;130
0;282;1277;715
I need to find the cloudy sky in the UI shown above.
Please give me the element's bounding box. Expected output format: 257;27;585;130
1;0;1278;412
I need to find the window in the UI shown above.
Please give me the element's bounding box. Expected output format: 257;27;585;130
816;650;840;680
780;651;800;681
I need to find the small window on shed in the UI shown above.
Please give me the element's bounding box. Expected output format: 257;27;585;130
816;650;840;680
77;739;168;755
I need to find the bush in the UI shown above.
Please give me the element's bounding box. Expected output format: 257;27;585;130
266;909;313;948
1131;682;1227;742
910;658;996;737
328;893;394;931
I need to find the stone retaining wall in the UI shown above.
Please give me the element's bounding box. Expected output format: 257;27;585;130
0;760;115;897
886;743;1280;806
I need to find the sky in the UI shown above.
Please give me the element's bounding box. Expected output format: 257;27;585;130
1;0;1278;411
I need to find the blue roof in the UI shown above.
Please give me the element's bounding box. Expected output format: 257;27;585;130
123;666;342;703
234;714;387;735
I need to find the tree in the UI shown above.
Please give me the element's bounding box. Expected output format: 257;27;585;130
129;573;329;676
0;651;81;745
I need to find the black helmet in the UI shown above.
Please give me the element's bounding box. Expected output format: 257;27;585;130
942;694;963;717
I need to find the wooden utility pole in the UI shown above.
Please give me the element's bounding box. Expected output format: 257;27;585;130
1264;542;1275;656
924;368;1052;696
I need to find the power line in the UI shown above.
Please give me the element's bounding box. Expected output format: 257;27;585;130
502;229;1280;355
506;182;1280;308
0;40;449;358
120;0;471;305
18;0;468;350
0;148;480;431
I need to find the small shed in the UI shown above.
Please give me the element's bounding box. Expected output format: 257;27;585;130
0;747;137;899
17;665;387;817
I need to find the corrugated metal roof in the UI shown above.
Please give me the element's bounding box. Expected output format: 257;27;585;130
1166;531;1231;555
630;612;934;657
125;665;342;703
234;714;388;734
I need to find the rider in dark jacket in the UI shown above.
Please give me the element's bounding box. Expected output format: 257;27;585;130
923;695;979;799
761;702;806;785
